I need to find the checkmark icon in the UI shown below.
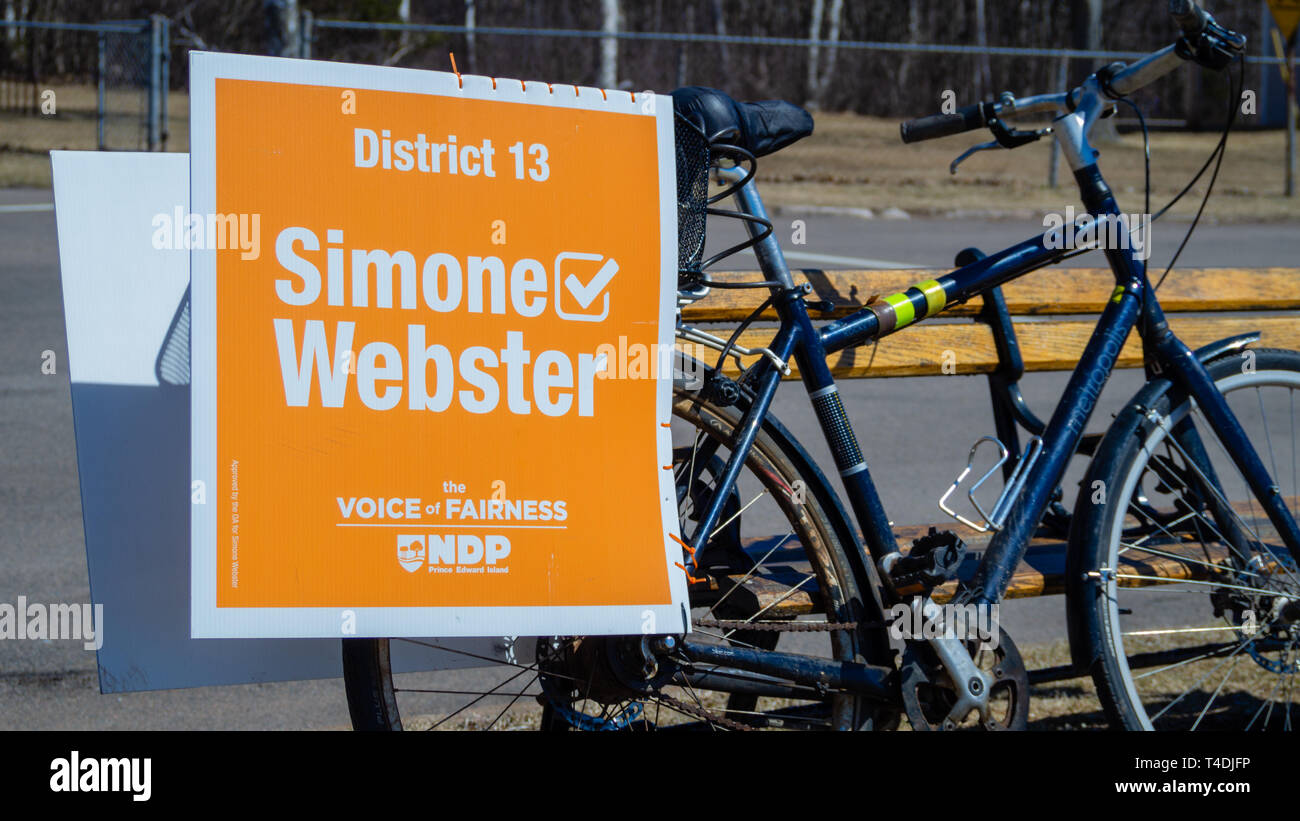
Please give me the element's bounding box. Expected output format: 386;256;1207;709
565;258;619;309
555;252;618;322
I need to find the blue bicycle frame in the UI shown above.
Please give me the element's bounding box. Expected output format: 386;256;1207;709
679;163;1300;629
664;2;1288;714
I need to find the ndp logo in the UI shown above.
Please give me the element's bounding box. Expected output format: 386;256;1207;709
397;533;511;574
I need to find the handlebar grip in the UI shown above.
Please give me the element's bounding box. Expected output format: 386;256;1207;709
1169;0;1208;36
899;103;989;144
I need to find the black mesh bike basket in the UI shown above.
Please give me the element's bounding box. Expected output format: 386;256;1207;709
674;110;710;281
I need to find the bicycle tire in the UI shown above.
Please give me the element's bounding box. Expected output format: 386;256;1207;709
1071;347;1300;730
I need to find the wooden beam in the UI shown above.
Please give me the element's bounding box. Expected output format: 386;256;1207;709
677;315;1297;379
681;268;1300;323
694;538;1244;616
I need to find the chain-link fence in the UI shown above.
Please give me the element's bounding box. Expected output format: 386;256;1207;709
301;2;1292;131
0;17;168;156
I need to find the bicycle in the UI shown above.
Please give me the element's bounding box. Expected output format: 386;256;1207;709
343;0;1300;731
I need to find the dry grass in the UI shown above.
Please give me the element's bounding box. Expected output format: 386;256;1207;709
391;628;1300;731
3;89;1294;222
759;111;1300;222
0;83;189;186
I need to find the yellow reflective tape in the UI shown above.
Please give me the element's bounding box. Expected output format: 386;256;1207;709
1110;285;1125;304
885;292;915;328
917;279;947;316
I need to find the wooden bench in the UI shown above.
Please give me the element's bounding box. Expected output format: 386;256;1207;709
677;267;1300;379
676;267;1300;654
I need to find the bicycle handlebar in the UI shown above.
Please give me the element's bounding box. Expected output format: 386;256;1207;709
1168;0;1209;36
899;0;1238;145
899;102;991;144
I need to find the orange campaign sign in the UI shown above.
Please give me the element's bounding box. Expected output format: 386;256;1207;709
188;53;686;638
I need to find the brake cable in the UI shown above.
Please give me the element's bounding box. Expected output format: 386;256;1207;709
1152;55;1242;291
1050;54;1241;283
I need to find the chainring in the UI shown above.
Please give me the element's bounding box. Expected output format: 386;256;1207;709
900;626;1029;731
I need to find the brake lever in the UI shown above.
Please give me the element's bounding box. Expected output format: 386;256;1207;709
949;139;1001;175
949;119;1053;175
1176;19;1247;71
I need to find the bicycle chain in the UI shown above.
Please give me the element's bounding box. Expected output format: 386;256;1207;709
654;689;755;731
693;617;871;632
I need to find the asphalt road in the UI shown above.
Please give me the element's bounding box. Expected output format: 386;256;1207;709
2;187;1296;729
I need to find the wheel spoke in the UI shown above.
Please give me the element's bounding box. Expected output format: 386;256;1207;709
705;530;795;618
346;394;873;730
1145;411;1300;590
1148;636;1253;723
1189;652;1243;731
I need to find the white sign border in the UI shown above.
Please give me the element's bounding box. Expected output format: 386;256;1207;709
189;51;687;639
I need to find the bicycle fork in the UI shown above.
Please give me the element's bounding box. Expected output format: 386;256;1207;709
1153;328;1300;565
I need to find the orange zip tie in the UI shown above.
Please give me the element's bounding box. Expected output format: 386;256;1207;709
669;532;695;557
448;53;462;88
491;77;497;89
573;84;580;97
599;88;607;100
674;562;706;585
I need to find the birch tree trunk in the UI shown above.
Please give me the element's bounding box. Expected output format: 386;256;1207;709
464;0;477;73
1072;0;1117;140
818;0;844;106
974;0;992;100
806;0;825;106
710;0;729;82
807;0;842;108
897;0;921;97
601;0;619;88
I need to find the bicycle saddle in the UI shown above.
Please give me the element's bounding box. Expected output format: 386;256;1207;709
671;86;813;157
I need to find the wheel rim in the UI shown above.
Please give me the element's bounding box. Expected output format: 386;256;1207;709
1101;365;1300;730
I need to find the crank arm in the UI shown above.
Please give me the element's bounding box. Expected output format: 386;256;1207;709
919;598;994;723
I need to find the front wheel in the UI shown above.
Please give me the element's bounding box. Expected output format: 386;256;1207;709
1073;347;1300;730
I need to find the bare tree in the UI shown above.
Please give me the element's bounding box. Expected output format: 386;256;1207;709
819;0;843;103
465;0;477;73
709;0;729;79
973;0;991;98
897;0;921;94
601;0;618;88
1071;0;1117;140
806;0;824;104
806;0;842;108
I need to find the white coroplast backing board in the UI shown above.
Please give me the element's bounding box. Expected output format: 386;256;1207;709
53;150;523;692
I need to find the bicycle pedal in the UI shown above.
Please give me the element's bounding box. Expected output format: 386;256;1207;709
880;527;968;595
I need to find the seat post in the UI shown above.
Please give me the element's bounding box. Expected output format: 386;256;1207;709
720;167;796;291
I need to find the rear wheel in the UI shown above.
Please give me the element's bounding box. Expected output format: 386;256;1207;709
1074;348;1300;730
343;383;895;730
